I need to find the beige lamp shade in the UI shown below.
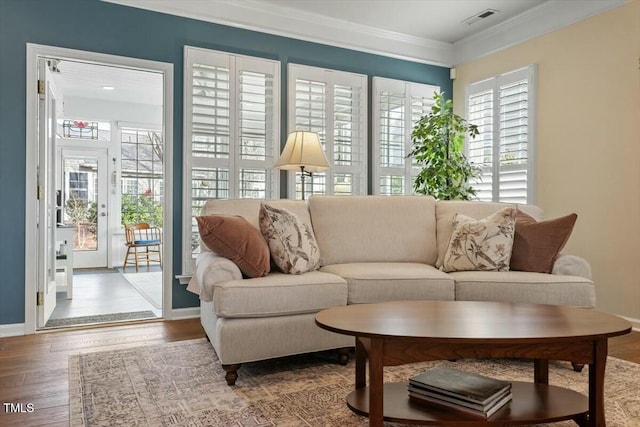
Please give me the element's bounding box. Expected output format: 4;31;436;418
275;131;330;173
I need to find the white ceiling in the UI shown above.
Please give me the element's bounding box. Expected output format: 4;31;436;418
103;0;626;65
53;60;163;106
59;0;625;108
258;0;544;44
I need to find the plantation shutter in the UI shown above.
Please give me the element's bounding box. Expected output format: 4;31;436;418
467;89;494;202
499;80;529;202
466;65;535;204
287;64;367;198
372;77;438;195
183;47;280;272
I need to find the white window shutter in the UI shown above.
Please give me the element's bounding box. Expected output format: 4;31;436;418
183;47;280;273
466;65;536;204
287;64;367;198
372;77;439;195
498;80;528;203
467;89;494;202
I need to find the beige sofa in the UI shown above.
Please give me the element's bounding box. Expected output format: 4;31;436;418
187;196;594;385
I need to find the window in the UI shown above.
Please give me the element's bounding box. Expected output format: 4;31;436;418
466;65;536;204
372;77;439;195
183;46;280;272
57;119;111;142
287;64;367;198
120;127;164;227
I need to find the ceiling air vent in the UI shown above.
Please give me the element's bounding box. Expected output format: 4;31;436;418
463;9;498;26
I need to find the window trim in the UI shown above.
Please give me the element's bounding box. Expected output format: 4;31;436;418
464;64;537;204
286;63;368;198
182;46;281;274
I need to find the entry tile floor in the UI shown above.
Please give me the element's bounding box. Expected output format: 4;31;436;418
49;266;162;322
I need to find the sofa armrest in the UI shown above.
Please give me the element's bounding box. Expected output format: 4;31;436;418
552;254;592;280
187;252;242;302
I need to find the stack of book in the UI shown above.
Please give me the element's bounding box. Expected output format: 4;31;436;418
408;367;512;418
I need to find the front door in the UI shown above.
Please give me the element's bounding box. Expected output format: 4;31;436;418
61;148;109;268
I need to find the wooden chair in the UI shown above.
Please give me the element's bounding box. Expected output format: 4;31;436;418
123;223;162;271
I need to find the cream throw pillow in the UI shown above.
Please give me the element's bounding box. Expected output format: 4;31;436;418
259;202;321;274
441;206;517;272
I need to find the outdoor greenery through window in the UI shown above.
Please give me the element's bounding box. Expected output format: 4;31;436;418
120;127;164;227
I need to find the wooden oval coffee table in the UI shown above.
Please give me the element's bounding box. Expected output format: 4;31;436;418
315;301;631;427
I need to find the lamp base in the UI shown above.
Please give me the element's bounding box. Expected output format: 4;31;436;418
299;166;313;200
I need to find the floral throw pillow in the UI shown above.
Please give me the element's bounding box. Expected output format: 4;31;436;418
441;206;517;273
259;202;321;274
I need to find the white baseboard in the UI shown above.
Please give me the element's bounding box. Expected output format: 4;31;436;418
0;323;26;338
167;306;200;320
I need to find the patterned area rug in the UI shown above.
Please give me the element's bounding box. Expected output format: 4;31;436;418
69;338;640;426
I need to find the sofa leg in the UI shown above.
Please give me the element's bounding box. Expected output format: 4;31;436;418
222;364;241;385
571;362;585;373
337;347;350;365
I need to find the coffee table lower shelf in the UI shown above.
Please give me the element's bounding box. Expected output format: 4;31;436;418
346;381;588;426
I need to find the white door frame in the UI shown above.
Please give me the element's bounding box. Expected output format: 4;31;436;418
25;43;174;333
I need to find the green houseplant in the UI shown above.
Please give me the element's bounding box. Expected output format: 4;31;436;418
409;92;480;200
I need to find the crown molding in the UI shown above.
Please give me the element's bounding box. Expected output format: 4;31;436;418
453;0;629;66
102;0;453;66
103;0;628;68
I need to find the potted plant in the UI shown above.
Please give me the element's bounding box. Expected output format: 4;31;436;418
409;92;480;200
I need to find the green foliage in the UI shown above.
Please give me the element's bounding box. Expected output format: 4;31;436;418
65;194;97;234
409;92;480;200
121;193;163;226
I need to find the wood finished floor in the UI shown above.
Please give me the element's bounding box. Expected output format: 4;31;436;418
0;319;638;427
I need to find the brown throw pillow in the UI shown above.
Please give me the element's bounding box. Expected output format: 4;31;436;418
196;215;270;278
510;211;577;273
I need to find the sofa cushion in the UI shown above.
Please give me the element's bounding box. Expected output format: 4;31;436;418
320;263;455;304
510;211;578;273
309;195;437;265
441;207;517;273
450;271;595;307
213;271;347;318
196;215;270;278
259;202;321;274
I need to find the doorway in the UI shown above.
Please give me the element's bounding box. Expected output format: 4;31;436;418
25;44;174;332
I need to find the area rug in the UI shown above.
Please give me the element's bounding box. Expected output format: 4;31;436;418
45;310;157;328
69;338;640;427
121;271;162;309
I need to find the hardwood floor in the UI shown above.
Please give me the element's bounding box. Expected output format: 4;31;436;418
0;319;637;426
0;319;205;427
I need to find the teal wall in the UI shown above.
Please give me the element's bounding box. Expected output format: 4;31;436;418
0;0;452;325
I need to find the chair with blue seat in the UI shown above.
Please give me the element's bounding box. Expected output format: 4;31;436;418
123;222;162;271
